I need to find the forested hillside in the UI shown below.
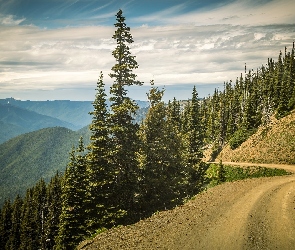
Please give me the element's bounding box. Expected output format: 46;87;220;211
0;9;294;250
0;127;89;207
200;44;295;160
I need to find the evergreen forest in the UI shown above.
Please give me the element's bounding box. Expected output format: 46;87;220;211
1;9;295;249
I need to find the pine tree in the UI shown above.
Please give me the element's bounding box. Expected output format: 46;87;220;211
0;199;12;249
20;188;37;250
6;195;23;250
33;178;47;249
137;83;166;215
288;44;295;110
108;9;142;223
167;97;182;132
45;172;62;249
183;86;206;194
109;9;143;104
86;72;124;231
56;138;88;249
137;82;184;216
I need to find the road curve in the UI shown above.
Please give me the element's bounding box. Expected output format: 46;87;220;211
217;161;295;173
79;171;295;250
189;175;295;249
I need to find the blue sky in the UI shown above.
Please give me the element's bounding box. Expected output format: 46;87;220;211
0;0;294;101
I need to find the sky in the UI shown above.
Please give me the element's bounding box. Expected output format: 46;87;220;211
0;0;294;101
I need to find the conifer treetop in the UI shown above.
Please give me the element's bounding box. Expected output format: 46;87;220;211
109;9;143;105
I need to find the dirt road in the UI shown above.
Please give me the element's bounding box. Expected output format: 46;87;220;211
219;161;295;173
79;165;295;250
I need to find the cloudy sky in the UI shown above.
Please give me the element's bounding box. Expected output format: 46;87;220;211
0;0;294;101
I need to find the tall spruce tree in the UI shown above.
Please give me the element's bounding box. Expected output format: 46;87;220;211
45;172;62;249
0;199;12;249
56;138;88;249
108;9;142;223
33;179;47;250
137;82;184;216
137;82;167;216
6;195;23;250
20;188;37;250
183;86;206;194
86;72;124;231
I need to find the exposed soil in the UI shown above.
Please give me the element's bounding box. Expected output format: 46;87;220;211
78;163;295;250
216;111;295;165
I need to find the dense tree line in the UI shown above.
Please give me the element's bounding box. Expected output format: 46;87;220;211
0;174;62;249
201;43;295;156
1;9;294;250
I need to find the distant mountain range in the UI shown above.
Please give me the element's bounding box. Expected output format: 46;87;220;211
0;98;149;144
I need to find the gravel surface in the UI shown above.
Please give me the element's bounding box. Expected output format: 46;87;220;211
78;164;295;250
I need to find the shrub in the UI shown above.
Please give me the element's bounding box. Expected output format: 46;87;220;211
205;164;290;188
229;128;256;149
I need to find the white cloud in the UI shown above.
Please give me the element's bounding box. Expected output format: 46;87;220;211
0;0;294;100
131;0;295;26
0;14;25;26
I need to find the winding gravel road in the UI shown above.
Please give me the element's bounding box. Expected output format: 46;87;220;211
79;163;295;250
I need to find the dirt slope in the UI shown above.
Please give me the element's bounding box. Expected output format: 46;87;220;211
79;165;295;250
216;111;295;164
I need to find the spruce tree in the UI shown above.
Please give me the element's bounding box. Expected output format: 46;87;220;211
0;199;12;249
288;44;295;110
167;97;182;132
86;72;124;231
108;9;142;223
56;138;88;249
138;82;184;216
20;188;37;250
45;172;62;249
137;83;167;216
183;86;206;194
33;178;47;249
6;195;23;250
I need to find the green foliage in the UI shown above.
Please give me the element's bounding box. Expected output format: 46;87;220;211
201;46;295;159
56;138;88;249
108;9;142;224
0;199;12;249
182;86;206;195
45;173;62;248
19;188;37;249
137;82;184;216
205;163;290;188
0;172;62;250
86;72;124;231
229;128;256;149
109;9;142;100
88;227;107;240
6;195;23;250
